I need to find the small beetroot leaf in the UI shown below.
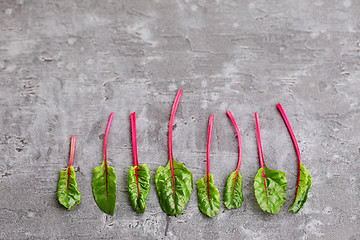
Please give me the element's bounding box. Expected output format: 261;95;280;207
128;112;151;213
57;136;81;210
92;113;117;215
197;114;220;217
254;112;287;214
223;111;244;210
155;90;193;217
277;103;311;214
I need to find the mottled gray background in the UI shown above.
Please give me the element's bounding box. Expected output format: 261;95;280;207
0;0;359;239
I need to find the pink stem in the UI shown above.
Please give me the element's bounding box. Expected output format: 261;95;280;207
254;112;265;168
68;136;76;167
276;103;301;164
255;112;268;198
67;135;76;197
277;103;302;203
168;90;182;203
207;114;214;179
130;112;140;197
226;111;242;172
104;112;114;165
168;90;183;164
130;112;139;166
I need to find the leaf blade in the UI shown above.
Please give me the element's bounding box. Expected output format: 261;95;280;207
57;166;81;210
254;166;287;214
197;174;220;217
155;159;193;216
289;163;312;213
92;161;117;215
128;164;151;213
224;170;244;209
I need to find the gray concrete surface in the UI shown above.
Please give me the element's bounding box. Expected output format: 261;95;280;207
0;0;359;239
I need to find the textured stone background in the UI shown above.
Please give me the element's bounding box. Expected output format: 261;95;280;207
0;0;359;239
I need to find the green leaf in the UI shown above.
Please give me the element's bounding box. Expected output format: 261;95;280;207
196;174;220;217
224;170;243;209
289;163;311;213
128;164;151;213
57;166;81;210
254;166;287;214
155;158;193;216
92;160;117;215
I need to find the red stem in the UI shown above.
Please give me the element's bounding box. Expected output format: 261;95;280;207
226;111;242;172
255;112;268;198
206;114;214;197
226;111;242;202
103;112;114;200
104;112;114;165
168;90;183;204
67;136;76;197
169;90;183;163
68;136;76;167
277;103;301;202
130;112;139;166
276;103;301;164
254;112;265;168
130;112;140;197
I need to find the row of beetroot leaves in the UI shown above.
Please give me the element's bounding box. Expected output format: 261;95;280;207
57;90;311;216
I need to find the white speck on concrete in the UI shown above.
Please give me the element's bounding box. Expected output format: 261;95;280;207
314;0;324;6
248;3;256;9
168;84;177;91
78;73;88;83
201;80;207;87
201;99;208;109
27;211;35;218
343;0;352;8
126;22;158;47
67;38;77;45
311;31;320;39
146;56;162;62
191;5;198;11
5;8;13;15
210;92;219;101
